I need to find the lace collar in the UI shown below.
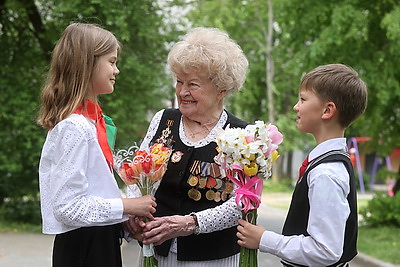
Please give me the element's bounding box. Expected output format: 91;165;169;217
179;110;228;148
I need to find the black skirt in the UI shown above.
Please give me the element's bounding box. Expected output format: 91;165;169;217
53;223;123;267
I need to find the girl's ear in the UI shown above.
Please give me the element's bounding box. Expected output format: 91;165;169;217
322;102;337;120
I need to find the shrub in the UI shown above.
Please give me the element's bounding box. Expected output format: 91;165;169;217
0;195;41;224
359;192;400;227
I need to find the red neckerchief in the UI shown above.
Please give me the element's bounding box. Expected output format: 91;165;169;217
75;100;113;172
297;156;309;182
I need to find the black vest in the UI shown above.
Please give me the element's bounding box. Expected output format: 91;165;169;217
282;150;358;267
151;108;248;261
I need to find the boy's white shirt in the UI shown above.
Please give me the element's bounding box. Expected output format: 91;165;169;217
260;138;351;266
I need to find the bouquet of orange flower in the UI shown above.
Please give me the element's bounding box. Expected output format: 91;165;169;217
114;142;172;267
215;121;283;267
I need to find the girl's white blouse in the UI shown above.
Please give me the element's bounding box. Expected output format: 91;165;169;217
39;114;127;234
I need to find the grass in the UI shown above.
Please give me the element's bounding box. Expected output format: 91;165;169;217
358;225;400;265
0;220;42;233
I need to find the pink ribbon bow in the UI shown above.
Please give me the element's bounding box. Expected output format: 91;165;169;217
226;164;263;213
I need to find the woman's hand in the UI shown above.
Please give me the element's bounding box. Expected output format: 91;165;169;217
236;218;265;249
142;215;196;245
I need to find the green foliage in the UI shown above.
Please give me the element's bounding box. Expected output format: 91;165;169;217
360;192;400;227
187;0;314;154
0;0;182;205
0;195;41;224
2;0;400;225
375;167;400;183
264;178;293;193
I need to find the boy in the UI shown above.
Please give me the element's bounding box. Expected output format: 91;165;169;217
237;64;368;267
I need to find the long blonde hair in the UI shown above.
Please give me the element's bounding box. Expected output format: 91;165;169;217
37;23;120;130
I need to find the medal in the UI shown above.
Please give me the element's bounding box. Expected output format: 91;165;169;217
224;181;234;193
214;191;221;202
221;191;228;201
161;128;171;138
188;188;201;201
171;151;183;163
188;175;199;187
206;177;217;188
211;163;221;178
214;178;223;190
190;160;201;175
200;162;211;177
198;177;207;188
156;119;174;144
205;189;216;201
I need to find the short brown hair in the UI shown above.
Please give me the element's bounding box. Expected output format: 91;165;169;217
301;64;368;128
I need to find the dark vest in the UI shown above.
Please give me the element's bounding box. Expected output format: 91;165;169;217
282;150;358;267
151;108;248;261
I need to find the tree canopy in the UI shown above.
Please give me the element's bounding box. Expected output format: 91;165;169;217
1;0;399;204
0;0;179;202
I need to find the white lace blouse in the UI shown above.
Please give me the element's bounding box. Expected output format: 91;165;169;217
39;114;127;234
128;109;242;264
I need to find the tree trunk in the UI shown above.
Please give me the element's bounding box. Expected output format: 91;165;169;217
266;0;274;124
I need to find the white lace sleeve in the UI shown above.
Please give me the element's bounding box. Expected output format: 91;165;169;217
139;109;165;151
195;193;242;233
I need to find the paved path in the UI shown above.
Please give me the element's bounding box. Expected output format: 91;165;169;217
0;201;397;266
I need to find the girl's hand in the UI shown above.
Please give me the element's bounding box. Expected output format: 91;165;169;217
236;218;265;249
141;215;196;245
122;215;147;241
122;195;156;220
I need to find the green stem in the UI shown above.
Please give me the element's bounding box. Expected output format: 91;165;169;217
239;209;258;267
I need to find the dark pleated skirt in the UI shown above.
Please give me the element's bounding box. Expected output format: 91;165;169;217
52;223;123;267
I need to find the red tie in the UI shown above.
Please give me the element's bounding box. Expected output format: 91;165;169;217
75;100;114;172
298;156;309;182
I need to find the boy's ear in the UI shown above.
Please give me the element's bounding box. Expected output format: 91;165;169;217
322;102;337;120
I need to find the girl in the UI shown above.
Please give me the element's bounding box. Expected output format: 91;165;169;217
37;23;156;267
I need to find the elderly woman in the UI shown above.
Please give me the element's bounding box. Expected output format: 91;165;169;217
131;27;249;266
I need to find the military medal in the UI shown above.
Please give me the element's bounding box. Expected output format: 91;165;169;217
221;191;228;201
188;188;201;201
188;175;199;186
214;178;223;190
214;191;221;202
198;177;207;188
205;189;216;200
190;160;201;175
156;119;174;145
211;163;221;178
206;177;217;188
224;181;234;193
171;151;183;163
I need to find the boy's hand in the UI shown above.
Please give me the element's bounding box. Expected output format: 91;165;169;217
237;218;265;249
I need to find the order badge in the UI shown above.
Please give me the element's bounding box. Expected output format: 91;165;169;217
171;151;183;163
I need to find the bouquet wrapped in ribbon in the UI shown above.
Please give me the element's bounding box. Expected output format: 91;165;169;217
215;120;283;267
114;142;172;267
